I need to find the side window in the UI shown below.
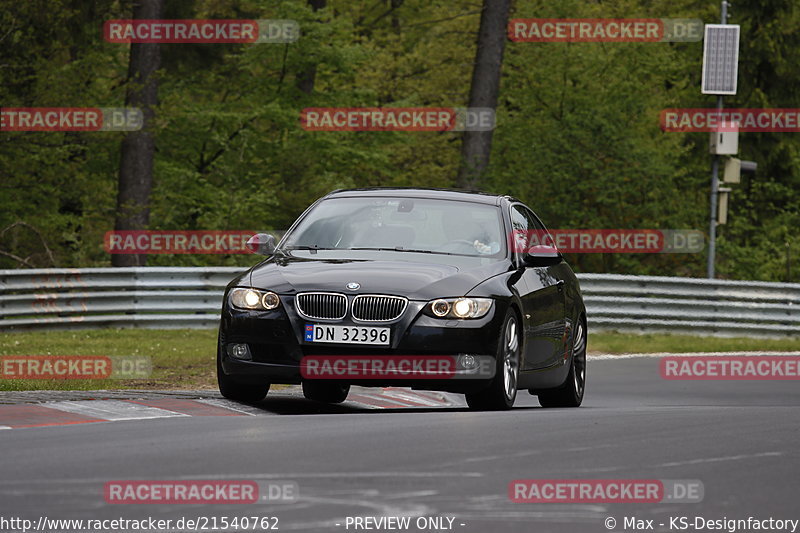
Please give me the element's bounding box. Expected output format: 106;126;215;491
511;204;555;259
522;206;557;249
521;207;545;232
510;206;531;256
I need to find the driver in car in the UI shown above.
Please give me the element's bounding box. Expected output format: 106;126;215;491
440;215;500;255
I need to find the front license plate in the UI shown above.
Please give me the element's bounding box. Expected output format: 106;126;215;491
304;324;390;345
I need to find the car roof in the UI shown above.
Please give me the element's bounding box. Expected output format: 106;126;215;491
324;187;518;206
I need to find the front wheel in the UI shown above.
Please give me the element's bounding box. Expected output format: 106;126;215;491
217;349;270;403
465;309;520;411
538;319;586;408
302;381;350;404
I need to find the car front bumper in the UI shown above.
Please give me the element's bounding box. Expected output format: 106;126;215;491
218;296;507;391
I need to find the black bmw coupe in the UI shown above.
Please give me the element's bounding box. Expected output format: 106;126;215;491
217;188;586;410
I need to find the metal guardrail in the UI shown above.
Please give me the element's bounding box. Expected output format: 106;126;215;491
1;268;798;338
579;274;800;338
0;267;241;330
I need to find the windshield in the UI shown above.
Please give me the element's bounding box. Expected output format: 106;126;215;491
281;197;505;258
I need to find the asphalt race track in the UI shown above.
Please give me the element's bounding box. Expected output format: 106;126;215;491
1;355;799;533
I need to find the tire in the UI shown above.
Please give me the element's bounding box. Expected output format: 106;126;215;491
538;318;586;408
465;309;520;411
302;381;350;404
216;345;270;403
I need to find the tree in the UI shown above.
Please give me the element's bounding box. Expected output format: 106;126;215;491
456;0;511;189
295;0;327;94
112;0;163;267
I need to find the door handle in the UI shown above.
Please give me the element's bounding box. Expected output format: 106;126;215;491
556;280;565;292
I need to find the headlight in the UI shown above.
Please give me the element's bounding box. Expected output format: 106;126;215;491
244;290;260;307
261;292;280;309
452;298;474;318
431;299;451;317
230;288;281;310
424;297;493;319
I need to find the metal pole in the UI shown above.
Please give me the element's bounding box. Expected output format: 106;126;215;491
706;0;729;279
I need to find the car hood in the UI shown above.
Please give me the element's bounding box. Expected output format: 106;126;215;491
248;254;509;300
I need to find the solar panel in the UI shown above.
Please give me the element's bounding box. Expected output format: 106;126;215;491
701;24;740;95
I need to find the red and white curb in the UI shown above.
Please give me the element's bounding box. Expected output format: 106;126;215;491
0;388;462;429
0;398;249;430
348;387;462;409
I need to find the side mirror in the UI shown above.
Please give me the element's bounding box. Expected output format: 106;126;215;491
246;233;277;256
522;244;561;267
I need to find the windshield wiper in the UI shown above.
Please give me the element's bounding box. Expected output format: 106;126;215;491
347;247;459;256
283;245;336;254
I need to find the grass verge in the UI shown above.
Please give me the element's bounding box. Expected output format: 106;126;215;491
1;329;799;391
0;329;217;391
589;331;800;354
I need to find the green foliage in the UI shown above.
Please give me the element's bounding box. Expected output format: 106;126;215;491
1;0;798;280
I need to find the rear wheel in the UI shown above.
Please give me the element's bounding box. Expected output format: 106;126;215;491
538;318;586;408
465;309;520;411
302;381;350;404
